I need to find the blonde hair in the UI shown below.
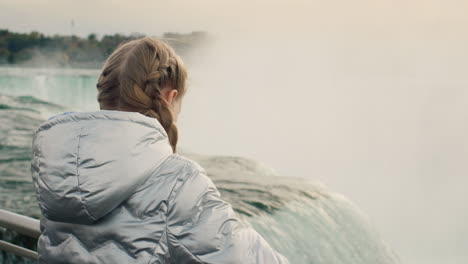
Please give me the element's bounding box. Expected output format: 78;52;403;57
96;37;187;152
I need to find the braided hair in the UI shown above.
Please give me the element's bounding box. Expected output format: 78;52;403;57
96;37;187;152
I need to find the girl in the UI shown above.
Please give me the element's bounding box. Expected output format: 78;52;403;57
31;37;289;263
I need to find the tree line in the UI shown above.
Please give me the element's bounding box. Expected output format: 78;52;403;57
0;29;208;68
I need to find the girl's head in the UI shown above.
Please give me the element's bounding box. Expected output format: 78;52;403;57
96;37;187;153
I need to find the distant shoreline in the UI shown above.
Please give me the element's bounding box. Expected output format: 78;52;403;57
0;65;101;76
0;29;208;67
0;62;103;69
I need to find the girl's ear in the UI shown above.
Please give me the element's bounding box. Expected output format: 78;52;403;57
169;89;178;104
161;87;178;104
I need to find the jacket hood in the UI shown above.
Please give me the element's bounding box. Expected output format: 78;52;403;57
31;110;173;224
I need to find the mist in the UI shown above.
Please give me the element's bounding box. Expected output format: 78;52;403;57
2;0;468;263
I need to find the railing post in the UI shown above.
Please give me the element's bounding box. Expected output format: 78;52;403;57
0;240;38;260
0;209;40;239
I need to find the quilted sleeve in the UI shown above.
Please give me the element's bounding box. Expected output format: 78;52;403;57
165;166;289;264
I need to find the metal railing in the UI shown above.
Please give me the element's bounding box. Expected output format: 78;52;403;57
0;209;40;260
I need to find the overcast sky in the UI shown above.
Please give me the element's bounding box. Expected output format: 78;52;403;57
1;0;467;37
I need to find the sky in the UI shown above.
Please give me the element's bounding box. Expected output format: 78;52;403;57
2;0;468;263
1;0;467;37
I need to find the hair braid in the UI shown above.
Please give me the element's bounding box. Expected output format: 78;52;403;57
96;37;187;152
